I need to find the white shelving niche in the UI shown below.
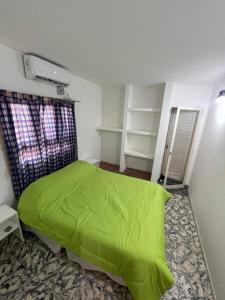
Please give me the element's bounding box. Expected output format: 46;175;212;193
121;83;165;175
97;83;166;180
96;86;125;165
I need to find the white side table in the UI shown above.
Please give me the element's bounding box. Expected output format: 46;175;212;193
0;205;24;242
84;158;100;167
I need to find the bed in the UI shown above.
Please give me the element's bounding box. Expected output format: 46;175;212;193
18;160;174;300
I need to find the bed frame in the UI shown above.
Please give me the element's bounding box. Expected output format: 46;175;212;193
23;224;125;286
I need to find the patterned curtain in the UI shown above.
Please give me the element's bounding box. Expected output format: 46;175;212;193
0;90;78;199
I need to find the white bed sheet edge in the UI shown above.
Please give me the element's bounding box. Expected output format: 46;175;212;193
22;224;126;286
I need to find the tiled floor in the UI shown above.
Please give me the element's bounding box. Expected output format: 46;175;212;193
0;189;214;300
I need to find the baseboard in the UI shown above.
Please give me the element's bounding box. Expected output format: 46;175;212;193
188;193;217;300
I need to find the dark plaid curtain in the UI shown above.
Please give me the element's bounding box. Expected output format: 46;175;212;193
0;90;78;199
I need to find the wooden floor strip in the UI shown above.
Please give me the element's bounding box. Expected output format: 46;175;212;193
100;161;151;181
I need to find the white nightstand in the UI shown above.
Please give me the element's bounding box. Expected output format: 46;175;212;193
0;205;24;242
84;158;100;167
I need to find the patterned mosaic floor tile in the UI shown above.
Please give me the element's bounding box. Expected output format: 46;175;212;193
0;190;214;299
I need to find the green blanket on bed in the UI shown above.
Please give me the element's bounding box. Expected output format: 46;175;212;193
18;160;174;300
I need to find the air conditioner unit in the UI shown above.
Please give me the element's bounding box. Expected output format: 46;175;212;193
23;55;70;86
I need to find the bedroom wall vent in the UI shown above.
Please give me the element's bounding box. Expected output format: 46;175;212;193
23;55;70;87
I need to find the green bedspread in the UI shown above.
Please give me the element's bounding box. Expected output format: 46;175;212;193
18;160;174;300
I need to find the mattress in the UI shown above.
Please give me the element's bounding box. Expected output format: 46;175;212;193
18;160;174;300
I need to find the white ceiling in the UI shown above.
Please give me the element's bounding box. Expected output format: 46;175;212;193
0;0;225;86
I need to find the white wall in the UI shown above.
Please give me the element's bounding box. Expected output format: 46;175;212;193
189;80;225;300
100;86;124;165
151;83;214;183
0;44;102;206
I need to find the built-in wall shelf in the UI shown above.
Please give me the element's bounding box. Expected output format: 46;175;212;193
128;107;161;113
126;129;157;136
96;126;123;133
99;84;166;176
125;149;154;160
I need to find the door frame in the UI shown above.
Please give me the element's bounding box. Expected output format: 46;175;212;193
163;106;201;189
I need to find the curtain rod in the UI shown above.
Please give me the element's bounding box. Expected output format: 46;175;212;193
37;96;81;103
63;98;81;103
1;89;82;103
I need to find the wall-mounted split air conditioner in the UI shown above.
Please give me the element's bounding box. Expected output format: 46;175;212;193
23;55;70;86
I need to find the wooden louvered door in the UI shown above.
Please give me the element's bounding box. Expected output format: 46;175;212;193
162;107;200;189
